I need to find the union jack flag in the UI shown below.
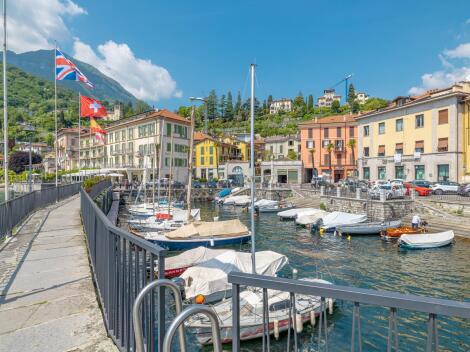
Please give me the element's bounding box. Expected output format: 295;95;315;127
55;48;93;88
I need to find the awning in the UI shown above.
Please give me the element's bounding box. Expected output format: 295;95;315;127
415;140;424;148
438;138;448;149
378;145;385;154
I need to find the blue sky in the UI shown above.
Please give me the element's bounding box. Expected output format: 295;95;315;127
11;0;470;109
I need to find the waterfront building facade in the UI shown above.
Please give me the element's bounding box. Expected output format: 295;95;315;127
317;89;341;107
300;114;358;183
221;136;250;161
57;127;88;171
269;99;293;114
16;142;50;156
357;82;470;183
264;135;301;160
260;158;303;184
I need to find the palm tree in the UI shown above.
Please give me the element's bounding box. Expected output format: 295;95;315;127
326;143;334;178
309;148;316;177
347;138;356;165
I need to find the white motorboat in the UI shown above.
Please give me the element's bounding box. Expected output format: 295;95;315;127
186;278;333;344
277;207;317;220
223;195;252;206
311;211;367;232
398;230;454;249
180;250;288;303
128;208;201;225
296;210;329;226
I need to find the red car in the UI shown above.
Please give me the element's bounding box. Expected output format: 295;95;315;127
404;182;432;196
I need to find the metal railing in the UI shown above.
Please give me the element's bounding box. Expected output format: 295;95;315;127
80;182;168;352
228;272;470;352
0;182;81;239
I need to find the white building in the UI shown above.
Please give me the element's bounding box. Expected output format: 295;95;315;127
261;158;303;184
269;99;293;114
16;142;50;156
105;104;124;121
264;135;301;160
356;92;369;104
317;89;341;107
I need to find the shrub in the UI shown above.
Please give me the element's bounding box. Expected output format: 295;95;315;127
319;202;327;211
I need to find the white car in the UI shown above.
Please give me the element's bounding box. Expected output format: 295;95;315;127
431;181;459;195
369;185;405;200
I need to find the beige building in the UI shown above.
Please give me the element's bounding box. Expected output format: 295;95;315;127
356;92;369;104
16;142;50;156
264;135;301;160
317;89;341;107
57;127;88;171
105;104;124;121
269;99;293;114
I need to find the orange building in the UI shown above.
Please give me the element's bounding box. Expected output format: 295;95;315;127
299;114;358;183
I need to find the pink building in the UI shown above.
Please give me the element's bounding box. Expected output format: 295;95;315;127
299;114;358;183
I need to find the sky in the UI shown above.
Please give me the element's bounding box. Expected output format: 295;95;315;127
8;0;470;109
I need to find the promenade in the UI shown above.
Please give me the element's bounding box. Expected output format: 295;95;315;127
0;196;117;352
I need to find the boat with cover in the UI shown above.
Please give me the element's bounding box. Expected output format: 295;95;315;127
380;226;426;240
223;195;252;206
310;212;367;232
144;219;251;250
277;207;318;220
295;210;329;226
251;199;294;213
398;230;454;249
336;220;402;235
186;278;332;344
157;247;231;278
180;250;288;303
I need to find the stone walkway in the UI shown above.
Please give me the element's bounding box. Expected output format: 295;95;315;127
0;196;117;352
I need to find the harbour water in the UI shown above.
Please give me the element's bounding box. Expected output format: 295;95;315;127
179;201;470;351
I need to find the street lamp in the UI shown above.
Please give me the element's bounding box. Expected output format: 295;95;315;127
21;122;35;193
189;97;208;134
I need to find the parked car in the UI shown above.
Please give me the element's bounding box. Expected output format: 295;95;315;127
404;182;432;196
410;180;432;188
369;184;405;200
457;183;470;197
193;181;202;188
206;181;218;188
431;181;459;195
390;179;405;187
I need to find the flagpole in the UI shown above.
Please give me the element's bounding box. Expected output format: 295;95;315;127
54;43;58;188
2;0;9;202
78;92;81;182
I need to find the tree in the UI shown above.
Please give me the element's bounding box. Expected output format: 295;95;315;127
326;143;334;176
134;100;150;114
234;91;242;116
9;151;42;173
207;89;218;119
219;94;226;119
348;138;356;169
331;100;341;113
347;83;356;106
307;94;314;112
351;101;360;114
225;91;234;119
287;149;298;160
293;91;306;113
362;97;388;111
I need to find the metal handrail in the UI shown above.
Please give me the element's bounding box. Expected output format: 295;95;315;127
162;305;222;352
133;279;186;352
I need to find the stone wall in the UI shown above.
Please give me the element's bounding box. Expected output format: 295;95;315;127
320;195;415;221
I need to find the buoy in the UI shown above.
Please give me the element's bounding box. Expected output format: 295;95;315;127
319;228;325;235
292;268;298;279
210;239;215;246
333;230;337;236
295;314;303;333
328;298;334;315
273;319;280;340
310;310;316;326
347;235;351;241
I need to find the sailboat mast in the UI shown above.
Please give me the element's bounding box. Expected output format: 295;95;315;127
167;130;175;216
249;63;256;274
156;120;164;209
186;106;196;221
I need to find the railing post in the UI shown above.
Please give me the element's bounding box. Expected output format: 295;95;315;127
356;188;361;200
320;186;325;196
232;283;240;352
336;187;341;198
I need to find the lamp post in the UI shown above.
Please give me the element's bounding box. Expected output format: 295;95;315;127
21;123;35;193
189;97;208;134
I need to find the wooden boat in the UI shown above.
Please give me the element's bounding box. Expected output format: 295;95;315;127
380;226;425;240
336;220;402;235
398;231;454;249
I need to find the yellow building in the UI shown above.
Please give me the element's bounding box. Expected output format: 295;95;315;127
357;82;470;182
221;136;249;161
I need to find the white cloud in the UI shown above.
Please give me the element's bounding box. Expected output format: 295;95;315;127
73;39;181;101
409;42;470;95
8;0;86;53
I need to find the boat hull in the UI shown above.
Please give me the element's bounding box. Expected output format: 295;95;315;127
149;233;251;251
399;239;453;249
337;220;402;235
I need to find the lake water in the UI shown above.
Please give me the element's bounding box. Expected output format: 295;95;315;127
180;201;470;352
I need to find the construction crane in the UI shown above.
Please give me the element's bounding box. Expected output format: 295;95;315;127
330;74;353;104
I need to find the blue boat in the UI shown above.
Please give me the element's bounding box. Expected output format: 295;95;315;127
148;232;251;251
218;188;231;198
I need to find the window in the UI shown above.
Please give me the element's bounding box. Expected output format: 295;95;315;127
166;123;172;136
377;167;386;180
167;143;171;152
209;156;214;165
415;114;424;128
378;145;385;157
308;128;313;138
415;165;425;180
437;138;448;152
336;127;342;137
438;109;448;125
415;140;424;153
396;119;403;132
378;122;385;134
395;143;403;155
306;140;314;149
128;128;134;139
200;146;204;155
363;147;369;157
322;139;330;148
395;166;404;179
288;140;294;146
336;153;342;165
324;128;329;138
209;146;214;154
324;154;330;165
363;125;370;136
280;145;283;154
437;164;449;182
232;166;243;174
121;130;126;140
349;126;355;137
200;156;204;165
363;167;370;180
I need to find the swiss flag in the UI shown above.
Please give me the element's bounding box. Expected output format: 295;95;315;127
80;95;108;118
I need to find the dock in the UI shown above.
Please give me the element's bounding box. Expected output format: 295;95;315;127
0;196;117;352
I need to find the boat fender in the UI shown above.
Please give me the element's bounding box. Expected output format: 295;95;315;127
295;314;303;333
328;298;334;315
292;268;298;279
273;319;280;340
347;235;351;241
210;239;215;247
338;231;342;237
310;310;316;326
333;230;337;236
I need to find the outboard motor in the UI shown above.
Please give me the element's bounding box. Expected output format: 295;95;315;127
171;277;186;300
310;218;323;234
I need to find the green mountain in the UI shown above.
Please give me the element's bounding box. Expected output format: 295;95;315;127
2;49;138;105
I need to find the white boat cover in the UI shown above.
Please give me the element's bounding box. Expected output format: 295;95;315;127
165;247;232;270
255;199;278;207
296;210;329;225
181;250;288;300
321;212;367;228
277;207;316;219
399;231;454;246
223;195;250;205
128;208;201;223
165;219;249;239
